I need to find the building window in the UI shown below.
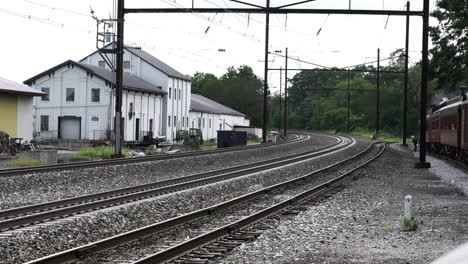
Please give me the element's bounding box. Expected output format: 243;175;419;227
98;61;105;68
66;88;75;102
91;88;100;102
123;61;131;69
40;115;49;131
169;88;171;99
186;117;189;128
198;118;201;128
168;116;171;127
181;116;184;127
203;118;205;128
192;120;194;128
174;116;177;127
41;87;50;101
178;89;181;100
209;118;211;128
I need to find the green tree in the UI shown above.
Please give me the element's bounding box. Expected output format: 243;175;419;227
430;0;468;91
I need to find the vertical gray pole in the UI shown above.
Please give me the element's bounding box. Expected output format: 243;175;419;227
279;66;282;133
417;0;430;168
284;47;288;137
376;48;380;136
403;1;410;145
114;0;124;157
262;0;270;143
347;71;350;134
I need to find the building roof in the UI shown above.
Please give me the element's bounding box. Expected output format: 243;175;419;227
125;46;191;81
24;60;166;95
79;43;191;81
0;76;45;96
190;94;246;117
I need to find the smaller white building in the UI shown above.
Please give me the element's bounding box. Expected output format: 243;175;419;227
189;94;250;141
0;77;45;141
25;60;165;141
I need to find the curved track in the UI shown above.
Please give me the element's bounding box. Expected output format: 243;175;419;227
0;134;306;177
0;134;350;231
24;140;384;264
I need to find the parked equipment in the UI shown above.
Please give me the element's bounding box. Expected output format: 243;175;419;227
0;131;18;155
217;131;247;148
176;129;203;147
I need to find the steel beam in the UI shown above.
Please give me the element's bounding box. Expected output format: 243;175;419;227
125;8;423;16
403;1;410;146
114;0;124;157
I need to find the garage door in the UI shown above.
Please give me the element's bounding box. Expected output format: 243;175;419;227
60;118;81;139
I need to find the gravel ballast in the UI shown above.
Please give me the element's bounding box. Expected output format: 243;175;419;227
0;134;339;209
0;137;369;264
218;143;468;264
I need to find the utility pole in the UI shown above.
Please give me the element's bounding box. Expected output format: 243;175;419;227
284;47;288;137
262;0;270;143
347;71;350;134
416;0;431;168
376;48;380;136
403;1;410;146
113;0;124;157
279;66;282;134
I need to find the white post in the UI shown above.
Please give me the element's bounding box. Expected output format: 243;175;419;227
404;195;412;219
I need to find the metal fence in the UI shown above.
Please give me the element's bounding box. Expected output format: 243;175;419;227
33;130;59;143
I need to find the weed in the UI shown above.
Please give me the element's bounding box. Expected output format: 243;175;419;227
401;217;421;231
72;146;128;159
9;157;42;167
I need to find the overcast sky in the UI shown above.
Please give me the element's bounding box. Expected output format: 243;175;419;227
0;0;438;92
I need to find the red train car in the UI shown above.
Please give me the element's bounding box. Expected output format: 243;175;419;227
426;94;468;161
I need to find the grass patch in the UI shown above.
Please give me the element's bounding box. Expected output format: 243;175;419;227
401;217;421;231
247;138;262;144
72;146;128;159
9;157;42;167
201;141;217;148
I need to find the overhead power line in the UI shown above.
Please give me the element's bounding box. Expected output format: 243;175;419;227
0;7;63;26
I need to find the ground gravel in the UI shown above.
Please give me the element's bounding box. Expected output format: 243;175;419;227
0;137;369;264
218;143;468;264
0;134;338;210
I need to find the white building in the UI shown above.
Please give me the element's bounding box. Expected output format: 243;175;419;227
189;94;250;141
25;60;165;141
79;44;191;141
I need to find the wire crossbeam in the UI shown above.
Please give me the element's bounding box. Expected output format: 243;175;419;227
269;68;405;74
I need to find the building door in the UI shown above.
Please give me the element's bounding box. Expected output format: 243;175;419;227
90;116;100;140
149;119;153;138
59;116;81;139
135;118;140;141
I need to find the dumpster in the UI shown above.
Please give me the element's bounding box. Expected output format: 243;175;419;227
217;131;247;148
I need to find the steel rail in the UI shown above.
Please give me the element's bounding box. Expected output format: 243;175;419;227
0;135;349;231
24;139;379;264
0;134;305;177
132;143;386;264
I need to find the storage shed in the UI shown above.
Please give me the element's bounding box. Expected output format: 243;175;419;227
0;76;45;141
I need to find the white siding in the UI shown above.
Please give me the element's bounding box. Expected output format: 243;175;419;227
189;110;250;142
16;96;34;141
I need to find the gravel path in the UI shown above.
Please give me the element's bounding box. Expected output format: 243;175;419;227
218;143;468;264
0;134;337;210
0;137;369;264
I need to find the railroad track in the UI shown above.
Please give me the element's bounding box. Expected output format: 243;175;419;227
0;134;351;232
0;133;306;177
24;140;384;264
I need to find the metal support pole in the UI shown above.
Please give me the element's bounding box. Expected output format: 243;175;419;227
262;0;270;143
284;47;288;137
114;0;124;157
279;67;282;134
347;71;350;134
416;0;431;168
403;1;410;146
376;48;380;135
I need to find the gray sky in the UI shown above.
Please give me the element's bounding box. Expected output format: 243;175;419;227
0;0;437;92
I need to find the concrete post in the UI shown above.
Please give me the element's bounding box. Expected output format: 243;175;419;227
404;195;412;219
